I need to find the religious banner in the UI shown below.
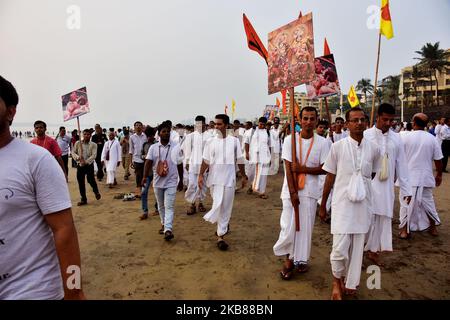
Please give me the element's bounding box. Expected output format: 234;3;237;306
61;87;90;122
306;54;341;99
263;105;278;120
268;13;315;94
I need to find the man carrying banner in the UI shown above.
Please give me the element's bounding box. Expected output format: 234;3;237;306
320;107;380;299
274;107;330;279
72;129;102;206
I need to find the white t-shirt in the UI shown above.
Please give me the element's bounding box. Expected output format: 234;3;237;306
280;133;330;200
322;136;380;235
129;133;147;163
400;130;443;187
0;139;72;299
146;142;183;189
203;136;243;187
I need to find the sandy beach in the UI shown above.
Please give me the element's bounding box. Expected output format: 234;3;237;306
69;164;450;300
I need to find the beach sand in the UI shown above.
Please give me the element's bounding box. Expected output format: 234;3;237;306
69;164;450;300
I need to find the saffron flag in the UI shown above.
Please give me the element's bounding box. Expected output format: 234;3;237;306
324;38;331;55
243;14;268;64
276;97;280;108
380;0;394;39
232;99;236;113
281;89;287;115
347;85;360;107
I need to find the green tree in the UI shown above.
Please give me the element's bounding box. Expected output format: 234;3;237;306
415;42;450;107
356;78;374;109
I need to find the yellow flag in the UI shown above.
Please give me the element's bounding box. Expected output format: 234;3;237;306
380;0;394;39
347;85;360;107
232;99;236;113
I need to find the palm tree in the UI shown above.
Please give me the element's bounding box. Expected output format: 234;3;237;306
384;75;400;108
411;64;424;108
415;42;450;107
356;78;374;109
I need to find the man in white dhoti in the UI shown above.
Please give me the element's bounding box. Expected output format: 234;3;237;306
398;113;443;239
364;103;412;265
274;107;330;279
198;114;247;251
246;117;271;199
268;119;281;175
243;121;255;194
184;115;210;215
320;107;380;300
101;130;121;188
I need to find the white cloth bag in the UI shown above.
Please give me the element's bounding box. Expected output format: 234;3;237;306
346;139;366;202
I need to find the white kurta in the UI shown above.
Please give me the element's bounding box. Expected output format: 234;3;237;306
243;128;256;183
274;133;330;264
398;130;443;232
322;136;380;235
269;127;281;175
184;131;210;203
249;128;271;193
202;136;243;235
364;127;411;217
101;139;122;184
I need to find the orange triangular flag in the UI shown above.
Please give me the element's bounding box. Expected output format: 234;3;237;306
324;38;331;55
243;14;268;64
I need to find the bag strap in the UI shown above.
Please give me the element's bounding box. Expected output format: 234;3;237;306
298;134;315;165
159;144;171;161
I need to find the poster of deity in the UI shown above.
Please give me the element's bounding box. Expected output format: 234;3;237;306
268;13;315;95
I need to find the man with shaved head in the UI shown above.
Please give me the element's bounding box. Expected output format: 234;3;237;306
398;113;443;238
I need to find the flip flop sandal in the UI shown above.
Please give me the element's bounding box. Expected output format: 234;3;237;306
280;262;295;280
296;264;309;273
158;225;164;234
187;205;197;215
139;214;148;220
217;239;229;251
198;203;207;212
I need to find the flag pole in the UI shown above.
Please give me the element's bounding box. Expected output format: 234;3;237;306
76;116;84;161
370;32;382;127
324;97;334;143
289;87;300;231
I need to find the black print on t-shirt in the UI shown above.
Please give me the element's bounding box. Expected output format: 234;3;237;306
0;188;14;200
0;239;5;245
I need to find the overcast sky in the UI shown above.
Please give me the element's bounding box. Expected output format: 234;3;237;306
1;0;449;128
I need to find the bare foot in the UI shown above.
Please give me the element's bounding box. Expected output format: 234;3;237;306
399;227;409;239
367;251;384;267
331;278;343;300
344;288;357;296
428;225;438;237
